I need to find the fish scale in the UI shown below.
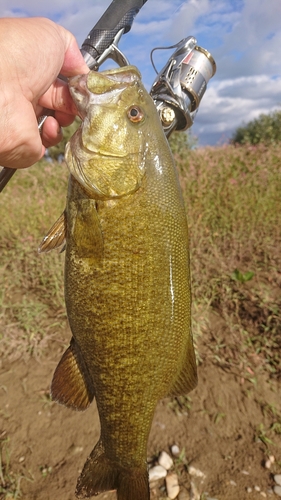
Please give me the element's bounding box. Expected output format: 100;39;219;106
39;65;197;500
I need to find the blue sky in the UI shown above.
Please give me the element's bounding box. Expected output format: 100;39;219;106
2;0;281;146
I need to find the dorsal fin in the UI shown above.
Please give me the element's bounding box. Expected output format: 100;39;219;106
168;338;198;396
51;338;95;411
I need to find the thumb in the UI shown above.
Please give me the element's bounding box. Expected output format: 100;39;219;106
56;25;89;77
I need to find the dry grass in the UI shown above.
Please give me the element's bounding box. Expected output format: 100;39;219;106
0;162;68;359
177;143;281;379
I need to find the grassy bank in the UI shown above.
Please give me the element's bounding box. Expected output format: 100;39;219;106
0;143;281;379
178;143;281;380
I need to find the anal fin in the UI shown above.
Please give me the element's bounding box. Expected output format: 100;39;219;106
51;338;94;411
38;210;67;253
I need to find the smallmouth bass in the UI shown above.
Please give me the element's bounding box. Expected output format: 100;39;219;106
39;66;197;500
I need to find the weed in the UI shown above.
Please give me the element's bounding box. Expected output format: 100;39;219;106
231;269;254;283
214;412;226;425
256;423;274;446
0;438;33;499
168;396;192;416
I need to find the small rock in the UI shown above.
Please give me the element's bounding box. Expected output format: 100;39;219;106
18;456;25;463
188;465;205;479
247;488;252;493
241;470;250;475
159;451;174;471
149;465;167;482
255;485;261;492
178;490;190;500
260;492;267;498
171;444;180;457
269;455;275;464
275;475;281;486
190;481;200;500
166;473;180;499
265;459;272;469
230;480;237;486
274;485;281;497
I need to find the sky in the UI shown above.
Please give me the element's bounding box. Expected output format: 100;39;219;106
1;0;281;146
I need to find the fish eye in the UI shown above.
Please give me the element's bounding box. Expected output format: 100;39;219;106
127;106;144;123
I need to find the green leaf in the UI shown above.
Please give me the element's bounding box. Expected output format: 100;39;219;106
231;269;254;283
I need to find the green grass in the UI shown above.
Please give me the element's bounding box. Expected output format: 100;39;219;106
0;143;281;380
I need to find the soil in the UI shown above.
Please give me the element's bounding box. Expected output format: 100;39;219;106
1;323;280;500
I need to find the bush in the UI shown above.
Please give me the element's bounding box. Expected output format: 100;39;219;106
168;130;197;157
232;110;281;145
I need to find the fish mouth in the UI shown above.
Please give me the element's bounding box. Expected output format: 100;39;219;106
68;66;141;111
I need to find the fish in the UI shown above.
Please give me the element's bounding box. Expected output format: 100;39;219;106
39;65;197;500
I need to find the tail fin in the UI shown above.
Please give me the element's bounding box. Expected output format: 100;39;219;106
75;440;149;500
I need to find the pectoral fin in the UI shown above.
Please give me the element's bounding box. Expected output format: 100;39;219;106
168;340;198;396
38;210;67;253
51;338;95;411
72;199;104;264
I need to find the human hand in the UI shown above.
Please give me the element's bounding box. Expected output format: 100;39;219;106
0;17;89;169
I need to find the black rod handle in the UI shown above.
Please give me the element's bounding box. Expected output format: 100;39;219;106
81;0;148;65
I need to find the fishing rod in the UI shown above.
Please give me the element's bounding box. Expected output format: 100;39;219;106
0;0;216;192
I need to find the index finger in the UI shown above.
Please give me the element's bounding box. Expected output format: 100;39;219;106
38;78;78;116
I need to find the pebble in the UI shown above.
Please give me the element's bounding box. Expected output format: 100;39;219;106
265;455;275;469
171;444;180;457
178;490;190;500
260;493;267;498
18;456;25;463
255;485;261;492
247;488;252;493
229;480;237;486
274;485;281;497
149;465;167;482
166;473;180;499
274;475;281;487
188;465;205;479
159;451;174;471
190;481;200;500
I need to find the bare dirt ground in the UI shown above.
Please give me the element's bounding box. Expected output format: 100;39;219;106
1;324;280;500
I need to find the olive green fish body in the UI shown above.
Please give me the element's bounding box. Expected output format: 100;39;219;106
41;66;197;500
